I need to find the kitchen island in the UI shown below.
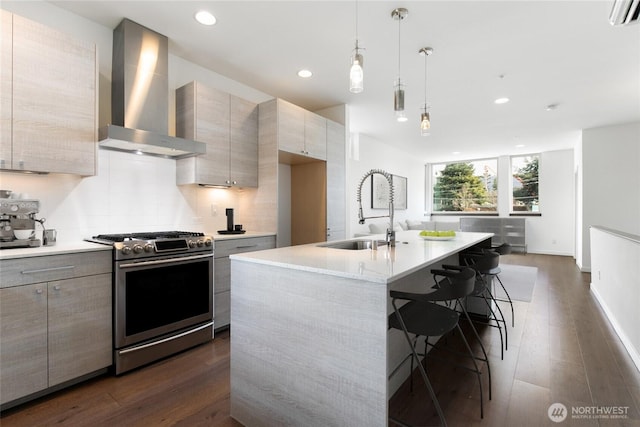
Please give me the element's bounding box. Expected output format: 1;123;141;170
229;230;492;427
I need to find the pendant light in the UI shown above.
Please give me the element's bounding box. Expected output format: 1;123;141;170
419;47;433;136
391;8;408;122
349;0;364;93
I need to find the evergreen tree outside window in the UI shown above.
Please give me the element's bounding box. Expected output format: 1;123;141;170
511;154;540;212
432;159;498;212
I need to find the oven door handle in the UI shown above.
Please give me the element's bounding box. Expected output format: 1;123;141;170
118;321;214;355
118;253;213;269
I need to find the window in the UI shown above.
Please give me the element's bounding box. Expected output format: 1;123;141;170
511;154;539;213
432;158;498;213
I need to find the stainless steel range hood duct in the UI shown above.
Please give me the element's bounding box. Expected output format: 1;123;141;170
99;19;205;159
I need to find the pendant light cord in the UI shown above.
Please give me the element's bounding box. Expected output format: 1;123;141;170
424;52;427;109
397;13;402;81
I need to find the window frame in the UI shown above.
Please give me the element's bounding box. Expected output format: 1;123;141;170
430;157;499;215
510;153;541;216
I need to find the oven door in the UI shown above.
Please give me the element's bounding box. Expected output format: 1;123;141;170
114;253;213;348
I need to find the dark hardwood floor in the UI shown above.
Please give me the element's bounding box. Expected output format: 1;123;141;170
2;254;639;426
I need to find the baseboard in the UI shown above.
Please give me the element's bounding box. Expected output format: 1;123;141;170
591;286;640;373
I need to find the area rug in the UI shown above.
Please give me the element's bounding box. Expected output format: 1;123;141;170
493;264;538;302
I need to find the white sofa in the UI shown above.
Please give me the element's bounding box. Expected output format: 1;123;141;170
355;219;460;237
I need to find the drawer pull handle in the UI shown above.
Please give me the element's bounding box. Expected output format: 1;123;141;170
22;265;75;274
35;288;43;294
236;245;257;249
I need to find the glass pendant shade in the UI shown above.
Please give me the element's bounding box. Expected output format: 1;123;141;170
350;52;364;93
420;111;431;136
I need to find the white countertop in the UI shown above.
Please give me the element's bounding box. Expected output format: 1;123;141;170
0;231;275;260
0;241;112;260
209;231;276;241
230;231;493;284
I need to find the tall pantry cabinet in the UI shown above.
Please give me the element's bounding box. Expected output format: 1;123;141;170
0;10;97;176
255;99;346;246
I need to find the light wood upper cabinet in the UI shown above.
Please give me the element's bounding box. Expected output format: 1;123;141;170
230;96;259;187
6;13;97;175
274;99;327;161
0;9;12;168
304;111;327;160
176;81;258;187
277;99;305;155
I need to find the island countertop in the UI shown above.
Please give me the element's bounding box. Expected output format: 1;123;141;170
230;230;493;284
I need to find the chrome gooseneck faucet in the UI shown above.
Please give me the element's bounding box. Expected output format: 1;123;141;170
357;169;395;247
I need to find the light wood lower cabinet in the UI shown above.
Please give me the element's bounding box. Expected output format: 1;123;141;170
214;236;276;330
0;284;48;404
0;251;112;407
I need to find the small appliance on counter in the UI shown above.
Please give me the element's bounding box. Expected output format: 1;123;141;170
0;196;43;249
217;208;245;234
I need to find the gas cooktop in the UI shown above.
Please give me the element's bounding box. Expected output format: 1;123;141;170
88;231;205;244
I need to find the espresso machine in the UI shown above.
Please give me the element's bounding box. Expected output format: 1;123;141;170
0;197;42;248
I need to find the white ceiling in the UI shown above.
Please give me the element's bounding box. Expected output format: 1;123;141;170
49;1;640;162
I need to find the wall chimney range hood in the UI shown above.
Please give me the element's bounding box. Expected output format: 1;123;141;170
99;19;206;159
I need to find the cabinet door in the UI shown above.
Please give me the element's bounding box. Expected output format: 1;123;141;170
304;111;327;160
195;83;231;185
12;15;96;175
214;257;231;329
277;99;305;155
0;284;48;405
230;95;258;187
326;120;346;241
0;10;11;169
48;274;112;386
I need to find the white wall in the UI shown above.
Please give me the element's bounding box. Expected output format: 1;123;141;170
579;121;640;270
425;149;575;255
590;227;640;371
526;149;575;255
347;134;427;237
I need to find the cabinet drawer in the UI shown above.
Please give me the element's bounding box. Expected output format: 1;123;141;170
214;236;275;258
0;251;112;288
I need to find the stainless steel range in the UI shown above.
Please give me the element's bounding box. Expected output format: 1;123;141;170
87;231;213;375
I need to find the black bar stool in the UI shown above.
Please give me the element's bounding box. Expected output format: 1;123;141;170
388;267;484;426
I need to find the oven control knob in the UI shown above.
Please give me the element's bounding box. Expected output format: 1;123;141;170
189;240;197;248
197;239;204;247
144;243;154;252
133;244;143;254
121;246;132;255
205;239;212;247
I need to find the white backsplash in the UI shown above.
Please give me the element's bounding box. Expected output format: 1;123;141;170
0;150;255;243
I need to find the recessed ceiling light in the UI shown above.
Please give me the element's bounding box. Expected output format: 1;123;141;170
452;151;461;155
516;144;525;148
494;97;510;104
195;11;216;26
297;69;313;78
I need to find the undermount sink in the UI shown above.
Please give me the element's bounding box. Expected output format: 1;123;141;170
318;239;377;250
